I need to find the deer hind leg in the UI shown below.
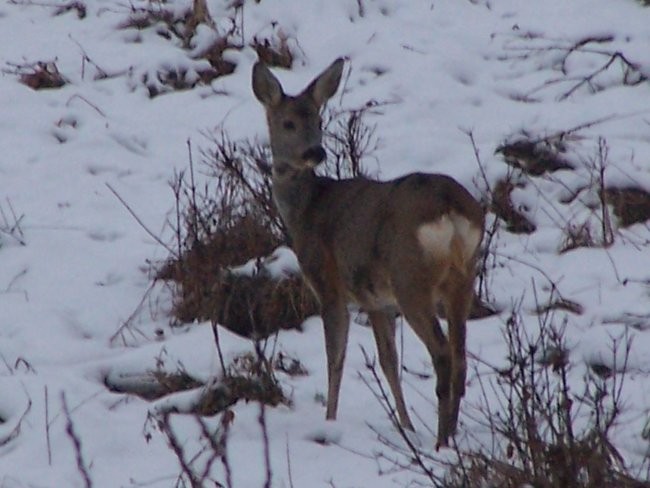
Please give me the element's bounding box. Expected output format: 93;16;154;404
321;296;351;421
393;279;452;446
442;271;474;439
367;309;414;431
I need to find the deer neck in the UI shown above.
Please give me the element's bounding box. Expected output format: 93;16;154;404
271;159;320;234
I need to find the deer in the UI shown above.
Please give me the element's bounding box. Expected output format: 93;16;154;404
252;57;485;447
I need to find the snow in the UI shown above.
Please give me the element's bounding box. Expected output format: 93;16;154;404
1;0;650;486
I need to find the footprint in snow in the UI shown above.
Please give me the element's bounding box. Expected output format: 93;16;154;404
87;229;123;242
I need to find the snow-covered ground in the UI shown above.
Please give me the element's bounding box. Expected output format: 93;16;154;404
1;0;650;486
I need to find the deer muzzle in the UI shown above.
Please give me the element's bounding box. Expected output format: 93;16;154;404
301;146;327;165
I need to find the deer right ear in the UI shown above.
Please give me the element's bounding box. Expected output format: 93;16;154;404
304;58;344;107
252;62;284;107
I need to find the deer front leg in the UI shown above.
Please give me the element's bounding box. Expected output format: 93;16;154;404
321;297;351;421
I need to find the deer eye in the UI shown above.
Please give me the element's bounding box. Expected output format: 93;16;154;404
283;120;296;130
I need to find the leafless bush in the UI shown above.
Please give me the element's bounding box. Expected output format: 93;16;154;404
363;297;647;487
154;410;234;488
156;139;288;330
322;101;382;179
446;307;642;487
499;33;647;101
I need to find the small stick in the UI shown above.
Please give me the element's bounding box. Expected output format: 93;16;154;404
105;183;176;255
45;386;52;465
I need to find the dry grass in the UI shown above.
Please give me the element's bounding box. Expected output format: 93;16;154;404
5;61;67;90
605;187;650;228
496;136;573;176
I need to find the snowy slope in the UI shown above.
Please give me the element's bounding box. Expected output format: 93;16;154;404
1;0;650;486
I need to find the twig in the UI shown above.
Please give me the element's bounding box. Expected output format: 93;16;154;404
258;403;273;488
65;94;106;117
62;393;93;488
105;183;176;255
109;280;156;346
45;386;52;466
285;433;295;488
211;319;228;378
0;198;26;246
0;397;32;447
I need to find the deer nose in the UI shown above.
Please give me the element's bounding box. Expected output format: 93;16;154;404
301;146;326;164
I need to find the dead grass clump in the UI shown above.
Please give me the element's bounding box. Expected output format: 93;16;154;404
559;221;596;254
195;352;288;415
605;187;650;227
119;5;180;34
121;1;242;96
497;137;573;176
158;209;284;326
491;179;536;234
54;1;86;19
5;61;67;90
217;272;319;338
193;35;237;79
274;351;309;377
157;136;318;337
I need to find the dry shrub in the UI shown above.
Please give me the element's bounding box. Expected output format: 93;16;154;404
445;311;643;488
252;35;294;69
157;209;283;325
5;61;67;90
323;102;382;179
491;178;536;234
158;135;315;337
605;187;650;228
559;221;596;254
217;272;318;338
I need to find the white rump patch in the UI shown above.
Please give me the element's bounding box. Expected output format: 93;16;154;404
417;214;482;262
450;214;482;260
417;216;455;257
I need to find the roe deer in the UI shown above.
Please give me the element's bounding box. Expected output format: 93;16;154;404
252;58;485;447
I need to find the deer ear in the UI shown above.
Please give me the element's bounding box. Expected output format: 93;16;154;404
304;58;344;107
252;62;285;107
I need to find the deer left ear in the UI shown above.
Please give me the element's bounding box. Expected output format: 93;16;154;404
252;62;285;107
303;58;344;107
